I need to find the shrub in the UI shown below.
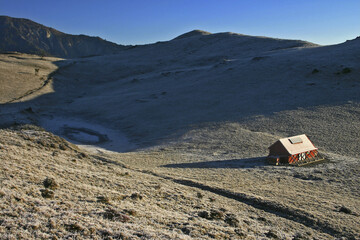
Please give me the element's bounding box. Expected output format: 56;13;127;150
312;69;319;74
43;177;59;190
342;67;351;74
97;195;110;204
224;214;239;227
40;189;54;199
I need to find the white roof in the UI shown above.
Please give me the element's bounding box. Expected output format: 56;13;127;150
279;134;317;155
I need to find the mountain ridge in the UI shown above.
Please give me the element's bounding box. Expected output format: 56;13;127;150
0;15;125;58
1;15;323;59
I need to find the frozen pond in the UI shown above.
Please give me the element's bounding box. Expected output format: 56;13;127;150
63;126;109;144
39;115;135;153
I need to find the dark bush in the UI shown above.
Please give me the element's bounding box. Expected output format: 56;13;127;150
40;189;54;199
43;177;59;190
342;67;351;74
312;69;319;74
224;214;239;227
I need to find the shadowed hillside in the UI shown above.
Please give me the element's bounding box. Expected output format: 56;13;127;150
0;16;125;58
30;32;360;149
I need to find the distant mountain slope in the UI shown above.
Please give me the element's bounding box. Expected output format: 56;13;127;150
0;16;125;58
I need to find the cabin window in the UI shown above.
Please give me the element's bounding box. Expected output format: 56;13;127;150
289;137;303;144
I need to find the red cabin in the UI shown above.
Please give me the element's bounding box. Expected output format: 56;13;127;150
267;134;323;166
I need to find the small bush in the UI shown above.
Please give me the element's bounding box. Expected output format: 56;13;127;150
265;230;279;239
59;144;68;151
312;69;319;74
97;195;110;204
342;67;351;74
124;209;137;216
40;189;54;199
103;208;131;222
130;193;143;200
65;223;83;232
77;152;88;159
224;214;239;227
43;177;59;190
196;192;204;199
181;227;191;235
198;210;224;220
339;206;353;214
198;211;209;219
209;209;224;220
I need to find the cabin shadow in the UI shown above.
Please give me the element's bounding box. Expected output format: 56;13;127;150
161;157;267;169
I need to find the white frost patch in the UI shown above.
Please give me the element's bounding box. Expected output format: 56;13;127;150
40;115;135;153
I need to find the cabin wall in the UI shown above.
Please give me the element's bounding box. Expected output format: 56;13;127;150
288;150;318;164
268;141;289;156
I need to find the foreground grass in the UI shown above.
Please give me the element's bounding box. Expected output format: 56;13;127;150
1;126;358;239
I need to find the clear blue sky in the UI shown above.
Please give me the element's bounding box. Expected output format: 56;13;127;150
0;0;359;45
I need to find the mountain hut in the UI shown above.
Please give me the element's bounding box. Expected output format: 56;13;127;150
267;134;324;166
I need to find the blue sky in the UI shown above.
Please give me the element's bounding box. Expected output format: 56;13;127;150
0;0;359;45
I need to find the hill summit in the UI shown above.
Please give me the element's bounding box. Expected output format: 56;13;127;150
173;29;211;40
